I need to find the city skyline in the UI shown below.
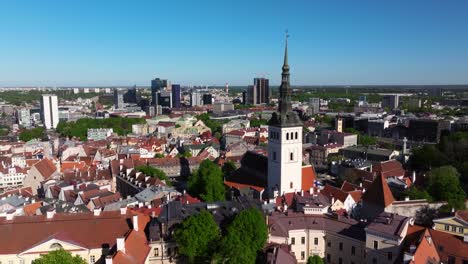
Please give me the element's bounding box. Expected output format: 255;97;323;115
1;0;468;86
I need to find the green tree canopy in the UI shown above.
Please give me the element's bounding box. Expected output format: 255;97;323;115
250;118;268;128
174;210;221;263
33;249;87;264
222;161;237;177
308;255;325;264
427;166;466;209
404;187;432;201
19;127;45;142
188;159;225;202
135;165;170;185
219;208;267;264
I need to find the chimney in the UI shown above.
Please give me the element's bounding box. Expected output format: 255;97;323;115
310;188;314;194
120;206;127;215
132;215;139;232
46;208;55;219
6;210;15;221
105;256;113;264
405;197;410;201
116;237;125;253
94;207;101;216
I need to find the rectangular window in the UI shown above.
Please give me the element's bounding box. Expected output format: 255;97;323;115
314;237;318;245
388;252;393;260
290;152;294;161
291;237;295;245
445;225;450;231
273;152;277;161
339;258;342;264
351;246;356;256
339;242;343;251
452;226;457;232
90;256;96;263
327;254;331;263
301;237;305;244
301;251;305;260
327;241;331;247
459;227;464;233
154;248;159;257
373;240;378;250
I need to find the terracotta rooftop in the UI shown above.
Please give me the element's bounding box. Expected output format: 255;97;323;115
362;174;395;208
33;158;57;179
0;211;136;254
430;228;468;263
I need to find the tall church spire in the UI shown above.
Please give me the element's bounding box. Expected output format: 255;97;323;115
279;31;292;116
268;31;302;127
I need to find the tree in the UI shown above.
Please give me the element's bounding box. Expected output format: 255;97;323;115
427;166;466;209
33;249;86;264
250;118;268;128
222;161;237;177
308;255;324;264
219;208;267;263
174;210;221;263
135;165;170;185
19;127;45;142
403;187;432;201
188;159;225;202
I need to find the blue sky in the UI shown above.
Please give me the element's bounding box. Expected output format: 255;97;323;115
1;0;467;86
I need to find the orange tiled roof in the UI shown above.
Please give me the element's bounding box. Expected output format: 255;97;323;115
301;166;316;192
362;174;395;208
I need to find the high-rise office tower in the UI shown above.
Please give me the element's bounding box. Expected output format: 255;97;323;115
158;91;172;108
151;78;165;106
113;89;125;109
202;94;213;105
246;85;256;105
40;95;59;129
242;91;247;105
308;98;320;115
172;84;181;108
190;90;203;106
124;86;139;104
382;94;399;110
254;78;270;104
16;108;31;128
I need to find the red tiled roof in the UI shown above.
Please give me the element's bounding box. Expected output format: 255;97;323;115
0;211;136;254
0;187;34;199
322;185;349;203
362;175;395;208
301;166;316;192
23;202;42;216
224;180;264;192
33;158;57;179
454;210;468;223
372;160;405;178
341;181;362;192
430;228;468;262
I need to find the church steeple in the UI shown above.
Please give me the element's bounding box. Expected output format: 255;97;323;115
269;32;301;127
279;32;292;115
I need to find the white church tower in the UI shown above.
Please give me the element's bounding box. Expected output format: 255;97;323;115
268;35;303;198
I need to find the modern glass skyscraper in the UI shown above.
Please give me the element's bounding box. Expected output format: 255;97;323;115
151;78;165;106
172;84;181;108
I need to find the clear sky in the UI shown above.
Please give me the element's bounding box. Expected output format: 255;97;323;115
1;0;468;86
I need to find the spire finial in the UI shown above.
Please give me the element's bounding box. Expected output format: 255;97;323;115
284;30;289;67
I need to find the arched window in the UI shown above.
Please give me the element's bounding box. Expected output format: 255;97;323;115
286;133;289;140
295;132;298;140
290;152;294;161
290;182;293;189
50;243;63;250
